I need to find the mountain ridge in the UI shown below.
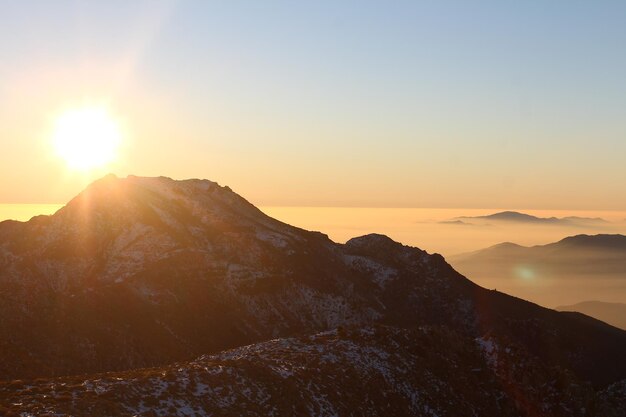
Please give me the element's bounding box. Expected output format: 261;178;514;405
455;210;609;226
454;234;626;258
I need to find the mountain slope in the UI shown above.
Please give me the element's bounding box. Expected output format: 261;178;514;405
0;326;603;417
0;175;625;391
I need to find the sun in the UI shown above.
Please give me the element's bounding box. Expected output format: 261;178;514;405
52;106;122;171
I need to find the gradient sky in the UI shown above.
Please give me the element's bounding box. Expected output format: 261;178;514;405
1;1;625;209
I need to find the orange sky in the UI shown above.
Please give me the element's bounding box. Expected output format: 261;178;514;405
1;2;625;209
2;203;625;257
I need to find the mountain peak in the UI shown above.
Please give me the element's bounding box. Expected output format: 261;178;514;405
484;211;554;221
491;241;524;250
345;233;407;255
62;174;240;220
555;234;626;250
346;233;397;247
76;174;223;199
2;174;307;286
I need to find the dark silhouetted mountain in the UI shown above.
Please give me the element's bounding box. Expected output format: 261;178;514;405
450;234;626;309
456;211;609;226
556;301;626;330
0;175;625;415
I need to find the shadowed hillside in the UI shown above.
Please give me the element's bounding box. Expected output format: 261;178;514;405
1;325;614;417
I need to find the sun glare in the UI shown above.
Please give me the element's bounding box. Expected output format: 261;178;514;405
52;107;122;171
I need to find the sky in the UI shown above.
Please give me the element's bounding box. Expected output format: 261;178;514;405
1;0;625;209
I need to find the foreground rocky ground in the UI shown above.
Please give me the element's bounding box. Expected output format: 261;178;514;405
3;326;623;417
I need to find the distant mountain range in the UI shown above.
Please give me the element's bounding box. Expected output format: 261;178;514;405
453;210;609;227
556;301;626;330
450;234;626;309
0;175;624;416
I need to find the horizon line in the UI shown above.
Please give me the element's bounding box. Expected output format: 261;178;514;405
2;202;626;213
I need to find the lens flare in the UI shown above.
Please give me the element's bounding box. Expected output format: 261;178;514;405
514;265;536;280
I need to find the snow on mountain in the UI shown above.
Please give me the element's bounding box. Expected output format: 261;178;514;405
0;326;603;417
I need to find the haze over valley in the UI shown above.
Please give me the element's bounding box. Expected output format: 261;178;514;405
4;205;625;257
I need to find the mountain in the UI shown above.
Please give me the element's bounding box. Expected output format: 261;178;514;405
449;234;626;308
0;175;625;415
456;211;608;226
556;301;626;330
0;325;607;417
550;234;626;251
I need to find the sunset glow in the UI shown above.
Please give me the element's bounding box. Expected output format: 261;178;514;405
52;107;122;171
0;3;625;413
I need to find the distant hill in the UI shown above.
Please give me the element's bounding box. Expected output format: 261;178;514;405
450;234;626;308
556;301;626;330
548;234;626;251
455;211;608;227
